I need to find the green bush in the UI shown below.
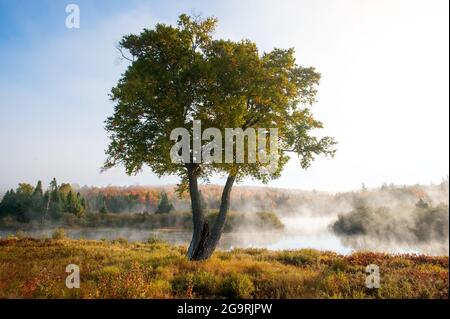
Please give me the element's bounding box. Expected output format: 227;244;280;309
414;204;449;242
111;237;128;244
171;273;194;297
147;236;166;244
220;272;254;299
255;212;285;230
332;203;449;244
100;265;122;277
206;211;284;232
51;228;66;240
171;271;221;298
330;258;349;273
275;249;320;267
192;271;220;297
15;230;27;239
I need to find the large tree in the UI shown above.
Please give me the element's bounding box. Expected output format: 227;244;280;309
104;14;336;260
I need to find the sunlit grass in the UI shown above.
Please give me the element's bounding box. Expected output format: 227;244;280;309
0;237;447;299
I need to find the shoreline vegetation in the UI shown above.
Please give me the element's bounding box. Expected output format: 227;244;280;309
0;179;448;256
0;237;448;299
0;210;284;232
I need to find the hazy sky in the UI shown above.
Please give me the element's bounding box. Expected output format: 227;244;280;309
0;0;448;192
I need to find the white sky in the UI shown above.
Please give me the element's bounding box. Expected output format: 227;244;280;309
0;0;448;192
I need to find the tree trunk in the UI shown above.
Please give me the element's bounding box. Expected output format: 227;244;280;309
196;174;236;260
187;167;236;261
186;164;207;259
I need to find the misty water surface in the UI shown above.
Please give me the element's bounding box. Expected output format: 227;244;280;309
1;215;447;255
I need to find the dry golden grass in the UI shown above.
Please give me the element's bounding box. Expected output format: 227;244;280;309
0;238;447;299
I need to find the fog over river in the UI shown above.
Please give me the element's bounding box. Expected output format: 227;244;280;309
2;215;447;255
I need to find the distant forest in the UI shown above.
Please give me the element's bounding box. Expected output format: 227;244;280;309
0;177;448;226
0;178;177;223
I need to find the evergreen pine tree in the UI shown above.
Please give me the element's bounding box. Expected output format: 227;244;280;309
33;181;44;197
31;180;45;218
49;178;63;219
155;192;174;214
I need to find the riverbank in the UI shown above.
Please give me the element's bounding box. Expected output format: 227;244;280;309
0;237;447;298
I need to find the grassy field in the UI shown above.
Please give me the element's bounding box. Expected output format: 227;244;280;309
0;237;448;299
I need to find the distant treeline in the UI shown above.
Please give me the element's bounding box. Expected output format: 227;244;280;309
0;179;86;222
81;179;449;215
0;179;286;232
0;179;177;223
0;177;448;226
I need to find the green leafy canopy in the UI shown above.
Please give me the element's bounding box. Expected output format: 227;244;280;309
104;14;336;188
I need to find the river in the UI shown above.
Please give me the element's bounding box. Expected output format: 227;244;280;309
1;215;448;255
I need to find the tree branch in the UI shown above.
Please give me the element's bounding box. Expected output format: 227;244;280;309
116;44;134;62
